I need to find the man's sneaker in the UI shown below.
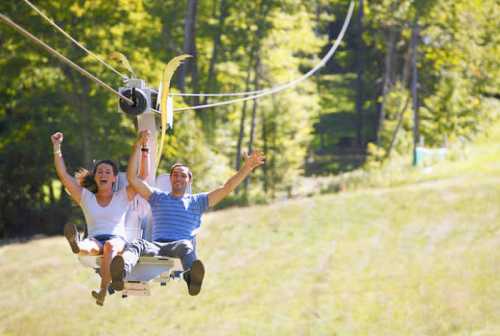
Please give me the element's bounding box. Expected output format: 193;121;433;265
63;223;80;254
110;255;126;291
185;260;205;296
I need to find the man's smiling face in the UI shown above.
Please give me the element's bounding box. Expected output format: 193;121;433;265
170;165;191;195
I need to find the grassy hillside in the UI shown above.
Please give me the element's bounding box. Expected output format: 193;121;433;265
1;123;499;336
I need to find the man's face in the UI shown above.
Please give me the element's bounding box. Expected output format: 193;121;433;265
170;166;191;194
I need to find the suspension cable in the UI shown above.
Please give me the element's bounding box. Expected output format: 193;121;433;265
22;0;128;79
0;13;134;105
1;0;353;113
170;90;265;97
171;1;354;111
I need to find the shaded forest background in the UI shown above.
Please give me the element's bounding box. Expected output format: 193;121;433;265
0;0;498;238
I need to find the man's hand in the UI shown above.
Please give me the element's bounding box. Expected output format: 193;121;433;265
242;150;265;171
208;150;266;207
137;130;151;147
128;129;154;201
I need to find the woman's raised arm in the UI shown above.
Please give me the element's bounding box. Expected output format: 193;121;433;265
51;132;82;203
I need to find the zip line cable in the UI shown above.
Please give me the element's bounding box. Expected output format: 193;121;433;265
172;0;354;111
21;0;354;103
170;89;274;97
0;13;134;105
1;0;353;112
23;0;354;100
169;1;354;100
22;0;127;79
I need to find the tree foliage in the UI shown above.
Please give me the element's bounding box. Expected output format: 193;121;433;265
0;0;497;237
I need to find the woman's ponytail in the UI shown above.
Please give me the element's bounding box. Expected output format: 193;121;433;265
75;168;97;193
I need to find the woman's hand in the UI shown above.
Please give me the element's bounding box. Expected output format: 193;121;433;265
50;131;82;203
51;132;64;146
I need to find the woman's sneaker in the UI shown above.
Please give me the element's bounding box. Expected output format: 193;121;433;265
63;223;80;254
91;289;107;306
184;260;205;296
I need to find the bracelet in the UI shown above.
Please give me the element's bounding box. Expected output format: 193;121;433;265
54;149;62;155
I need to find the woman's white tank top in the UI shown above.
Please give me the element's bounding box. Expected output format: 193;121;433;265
79;188;129;239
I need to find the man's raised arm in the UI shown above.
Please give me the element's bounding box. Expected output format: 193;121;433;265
127;130;153;201
208;150;265;207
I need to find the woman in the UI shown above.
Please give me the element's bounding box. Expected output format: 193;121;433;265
51;131;149;306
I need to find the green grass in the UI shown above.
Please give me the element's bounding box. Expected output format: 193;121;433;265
1;123;499;336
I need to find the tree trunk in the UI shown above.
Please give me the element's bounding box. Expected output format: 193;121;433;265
235;0;270;193
261;106;268;193
387;35;414;157
234;1;268;172
235;59;255;174
160;2;182;54
247;55;261;155
60;65;92;166
235;61;254;198
376;26;397;145
201;0;229;141
401;34;413;87
243;55;261;193
354;0;365;148
179;0;199;107
386;94;411;158
191;49;200;108
411;20;420;166
203;0;229;106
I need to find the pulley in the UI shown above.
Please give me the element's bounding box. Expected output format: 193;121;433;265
119;87;148;116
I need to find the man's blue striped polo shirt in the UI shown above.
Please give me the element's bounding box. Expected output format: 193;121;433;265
148;190;209;241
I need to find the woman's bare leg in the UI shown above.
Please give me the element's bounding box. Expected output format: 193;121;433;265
77;239;103;256
95;238;125;305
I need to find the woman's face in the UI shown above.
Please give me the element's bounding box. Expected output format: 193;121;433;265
94;163;117;191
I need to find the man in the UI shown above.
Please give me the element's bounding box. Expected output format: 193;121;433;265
110;131;265;296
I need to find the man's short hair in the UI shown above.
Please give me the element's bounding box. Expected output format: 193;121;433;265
170;163;192;180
